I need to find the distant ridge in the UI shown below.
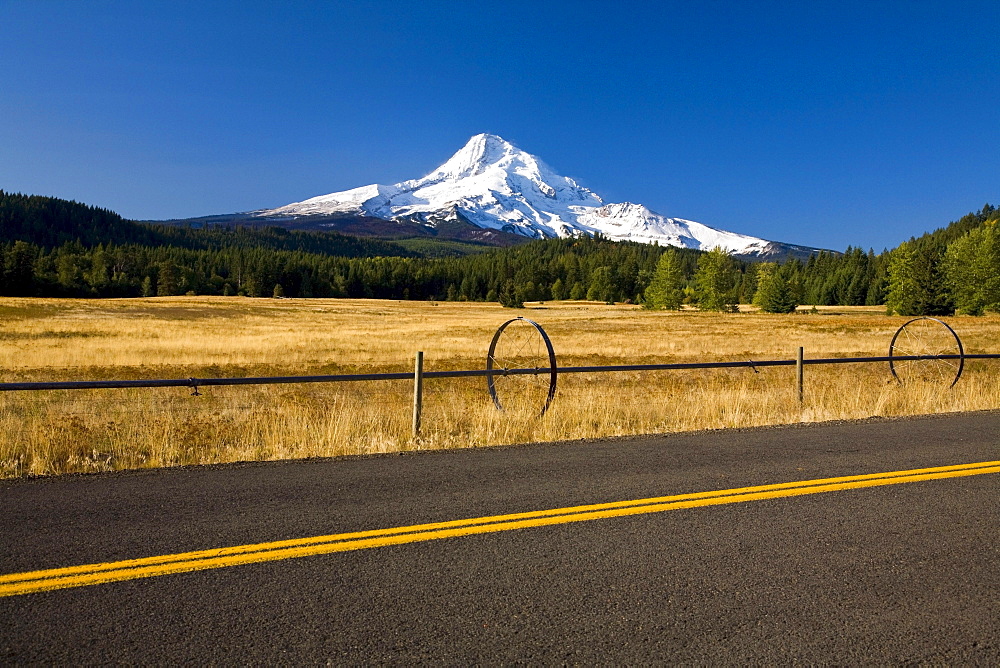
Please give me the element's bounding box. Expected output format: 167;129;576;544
0;190;415;258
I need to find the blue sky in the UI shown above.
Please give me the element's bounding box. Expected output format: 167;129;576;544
1;1;997;252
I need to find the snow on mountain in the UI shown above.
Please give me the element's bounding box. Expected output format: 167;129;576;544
574;202;772;255
257;133;783;256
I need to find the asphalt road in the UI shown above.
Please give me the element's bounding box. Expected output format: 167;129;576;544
2;412;999;663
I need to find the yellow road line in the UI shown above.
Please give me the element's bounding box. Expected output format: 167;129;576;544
3;460;999;598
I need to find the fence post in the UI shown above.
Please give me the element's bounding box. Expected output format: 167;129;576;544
412;351;424;436
796;347;804;403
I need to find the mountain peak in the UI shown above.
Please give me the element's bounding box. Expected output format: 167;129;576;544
255;134;821;258
427;133;523;180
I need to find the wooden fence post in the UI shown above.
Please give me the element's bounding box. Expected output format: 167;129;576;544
796;346;804;403
412;351;424;436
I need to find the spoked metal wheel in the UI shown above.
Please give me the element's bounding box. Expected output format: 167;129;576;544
485;317;558;416
888;317;965;388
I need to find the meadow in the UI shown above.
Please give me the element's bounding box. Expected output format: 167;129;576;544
2;296;999;478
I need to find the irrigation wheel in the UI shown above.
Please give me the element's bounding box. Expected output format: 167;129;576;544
485;317;558;416
888;317;965;388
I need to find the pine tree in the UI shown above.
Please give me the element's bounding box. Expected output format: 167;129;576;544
498;280;523;308
242;273;262;298
157;261;179;296
587;266;614;303
643;250;684;310
753;262;799;313
3;240;37;296
885;242;952;316
299;272;313;298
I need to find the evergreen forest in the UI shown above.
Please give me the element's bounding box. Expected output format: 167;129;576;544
1;191;998;316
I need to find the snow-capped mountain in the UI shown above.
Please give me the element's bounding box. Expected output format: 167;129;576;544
255;133;816;258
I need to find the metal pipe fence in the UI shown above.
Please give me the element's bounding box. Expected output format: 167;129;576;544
1;354;994;394
2;315;998;435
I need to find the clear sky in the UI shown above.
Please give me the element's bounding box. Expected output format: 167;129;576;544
1;0;997;252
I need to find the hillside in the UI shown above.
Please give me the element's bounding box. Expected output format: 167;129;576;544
0;191;416;259
907;203;999;250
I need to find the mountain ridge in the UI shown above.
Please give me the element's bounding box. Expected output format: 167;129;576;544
251;133;829;260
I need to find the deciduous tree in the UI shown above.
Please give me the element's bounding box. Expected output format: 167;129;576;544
643;249;684;310
694;247;739;312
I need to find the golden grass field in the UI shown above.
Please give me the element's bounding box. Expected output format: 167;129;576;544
2;296;999;478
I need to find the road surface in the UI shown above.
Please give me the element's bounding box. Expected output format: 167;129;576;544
2;412;999;663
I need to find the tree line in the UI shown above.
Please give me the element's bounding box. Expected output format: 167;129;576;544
0;235;696;301
638;203;998;314
0;234;886;309
885;204;1000;315
1;191;997;315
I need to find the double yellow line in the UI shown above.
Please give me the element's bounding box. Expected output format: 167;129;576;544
3;459;1000;598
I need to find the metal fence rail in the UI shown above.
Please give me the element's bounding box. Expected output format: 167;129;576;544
2;315;998;434
2;354;996;394
558;354;995;374
5;353;1000;392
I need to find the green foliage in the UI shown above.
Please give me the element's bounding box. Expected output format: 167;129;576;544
0;190;160;248
908;203;999;249
753;262;799;313
0;193;705;302
550;277;565;300
886;243;920;315
943;222;1000;315
392;238;491;258
498;280;523;308
884;241;952;316
156;262;180;297
5;190;1000;316
0;190;415;259
882;204;998;316
799;247;881;306
2;241;37;296
643;249;685;310
587;266;615;303
693;247;740;312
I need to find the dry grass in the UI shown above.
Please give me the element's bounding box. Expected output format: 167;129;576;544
2;296;999;478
